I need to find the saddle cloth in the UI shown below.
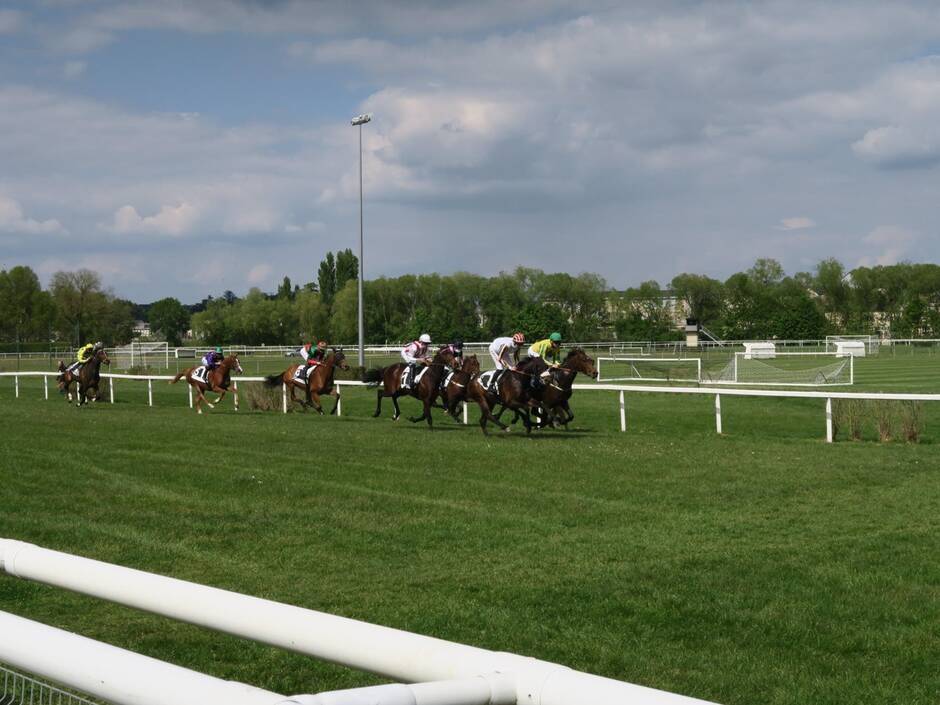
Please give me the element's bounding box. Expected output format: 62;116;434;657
478;369;501;391
400;365;430;388
293;366;308;382
191;365;209;384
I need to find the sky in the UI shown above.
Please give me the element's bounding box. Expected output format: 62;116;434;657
1;0;939;303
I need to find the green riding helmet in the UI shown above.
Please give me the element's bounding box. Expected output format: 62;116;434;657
215;346;223;353
549;332;562;343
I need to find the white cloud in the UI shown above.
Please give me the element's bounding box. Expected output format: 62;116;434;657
858;225;916;266
0;195;67;235
246;263;272;286
109;203;199;236
777;217;816;230
63;60;87;78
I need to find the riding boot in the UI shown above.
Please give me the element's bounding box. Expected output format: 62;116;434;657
406;363;415;389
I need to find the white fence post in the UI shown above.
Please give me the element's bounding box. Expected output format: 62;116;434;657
714;394;722;434
233;381;238;412
148;379;153;407
619;391;626;432
825;397;833;443
463;401;468;425
15;375;19;398
282;383;287;414
44;374;48;400
336;384;342;417
188;385;193;409
109;377;114;404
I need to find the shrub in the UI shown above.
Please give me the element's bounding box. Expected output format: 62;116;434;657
240;382;282;412
899;401;924;443
873;401;894;443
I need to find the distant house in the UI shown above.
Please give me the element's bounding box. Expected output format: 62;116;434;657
605;289;689;330
133;320;151;338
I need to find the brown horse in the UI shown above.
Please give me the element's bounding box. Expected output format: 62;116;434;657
263;349;350;414
439;354;480;419
521;347;598;429
465;366;537;435
365;346;461;429
171;354;243;413
57;348;110;406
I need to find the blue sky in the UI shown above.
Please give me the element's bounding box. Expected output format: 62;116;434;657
1;1;940;302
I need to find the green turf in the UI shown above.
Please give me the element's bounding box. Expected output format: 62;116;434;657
0;354;938;705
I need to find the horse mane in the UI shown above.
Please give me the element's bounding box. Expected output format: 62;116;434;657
564;347;584;360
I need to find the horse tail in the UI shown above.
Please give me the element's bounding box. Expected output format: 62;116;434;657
263;373;283;388
170;371;187;384
362;367;384;385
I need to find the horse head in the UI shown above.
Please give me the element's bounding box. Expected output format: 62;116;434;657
97;349;111;366
438;345;462;371
224;353;243;374
332;348;351;371
564;348;597;379
461;354;481;375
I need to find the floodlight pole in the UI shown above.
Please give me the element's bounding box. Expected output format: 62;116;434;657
351;112;372;369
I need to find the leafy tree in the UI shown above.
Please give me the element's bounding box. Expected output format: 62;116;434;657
335;249;359;292
276;276;294;300
0;266;53;342
614;281;678;341
318;252;336;307
329;280;359;344
296;290;330;343
148;297;190;345
670;273;724;324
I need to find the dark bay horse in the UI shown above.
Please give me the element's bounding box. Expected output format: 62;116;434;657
58;348;110;406
365;346;461;429
525;348;598;429
264;349;350;414
171;354;242;413
439;354;480;419
465;367;537;435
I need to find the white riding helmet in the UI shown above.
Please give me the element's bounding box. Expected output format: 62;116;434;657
419;333;431;343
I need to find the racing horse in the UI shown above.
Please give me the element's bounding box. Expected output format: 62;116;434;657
57;348;110;406
505;348;598;429
364;346;462;429
263;348;350;414
465;367;537;435
439;354;480;419
171;353;242;413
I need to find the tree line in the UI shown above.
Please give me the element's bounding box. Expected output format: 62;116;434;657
3;255;940;349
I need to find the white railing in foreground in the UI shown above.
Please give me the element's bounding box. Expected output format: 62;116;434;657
0;539;720;705
3;372;939;442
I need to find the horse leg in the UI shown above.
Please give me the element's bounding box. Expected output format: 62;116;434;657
391;393;402;421
212;387;226;404
195;385;212;411
310;391;324;415
373;388;384;418
329;388;340;415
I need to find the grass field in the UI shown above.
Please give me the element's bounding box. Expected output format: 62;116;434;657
1;351;938;705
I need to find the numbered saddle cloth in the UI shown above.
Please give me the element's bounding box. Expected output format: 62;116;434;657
293;366;309;382
191;365;209;384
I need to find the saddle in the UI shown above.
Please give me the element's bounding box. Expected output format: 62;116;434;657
478;369;503;393
191;365;210;384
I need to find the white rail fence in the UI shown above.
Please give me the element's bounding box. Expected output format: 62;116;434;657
2;372;939;443
0;539;719;705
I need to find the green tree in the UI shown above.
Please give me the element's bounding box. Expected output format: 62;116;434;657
276;276;294;300
318;252;336;307
148;297;190;346
335;249;358;292
49;269;134;345
670;273;724;324
0;266;53;342
329;280;359;344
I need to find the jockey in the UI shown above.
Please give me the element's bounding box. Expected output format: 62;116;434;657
442;338;464;362
488;332;524;370
297;341;328;379
401;333;432;389
521;332;563;388
202;346;223;370
486;332;524;391
68;341;103;373
59;341;103;384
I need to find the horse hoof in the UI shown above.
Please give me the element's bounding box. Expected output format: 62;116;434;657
207;403;215;409
198;409;203;414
